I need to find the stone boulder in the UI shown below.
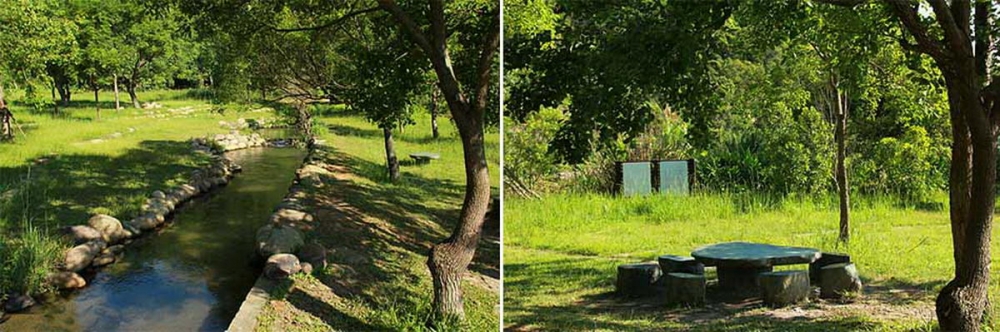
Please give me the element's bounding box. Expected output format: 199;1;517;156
271;209;313;224
275;199;307;212
121;221;142;238
92;253;116;267
151;191;167;199
104;244;125;255
296;165;329;187
145;202;172;217
62;225;103;244
132;214;165;231
47;271;87;289
3;293;35;313
256;224;304;258
300;262;314;275
64;241;104;272
264;254;301;280
297;243;327;269
87;214;127;244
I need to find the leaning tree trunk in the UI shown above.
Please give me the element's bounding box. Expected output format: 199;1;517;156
113;74;120;111
431;89;440;138
383;127;400;181
427;108;491;320
935;68;995;331
834;88;849;243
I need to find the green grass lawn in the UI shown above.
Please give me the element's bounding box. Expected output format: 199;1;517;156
504;193;996;331
0;89;266;294
254;108;500;331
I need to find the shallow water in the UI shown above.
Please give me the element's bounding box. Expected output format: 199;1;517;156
3;147;305;331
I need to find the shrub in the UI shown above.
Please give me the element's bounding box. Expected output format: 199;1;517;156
503;107;567;195
852;126;943;201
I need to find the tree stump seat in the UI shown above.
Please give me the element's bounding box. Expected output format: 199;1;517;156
657;254;705;275
409;152;440;164
616;262;661;298
664;272;706;306
758;270;810;307
809;252;851;285
820;262;863;299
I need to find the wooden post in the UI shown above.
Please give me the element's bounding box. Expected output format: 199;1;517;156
113;74;120;111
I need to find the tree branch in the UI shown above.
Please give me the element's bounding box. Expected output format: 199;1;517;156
472;9;500;115
884;0;948;60
272;7;380;32
927;0;972;55
429;0;447;58
376;0;434;57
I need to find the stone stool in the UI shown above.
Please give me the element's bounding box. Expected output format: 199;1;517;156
616;262;661;298
757;270;810;307
820;262;863;299
657;255;705;275
809;252;851;284
664;272;706;306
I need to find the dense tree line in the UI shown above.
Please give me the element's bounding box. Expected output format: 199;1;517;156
0;0;203;115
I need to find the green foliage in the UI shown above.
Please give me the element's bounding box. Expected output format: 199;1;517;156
503;107;566;193
506;0;736;163
340;18;425;131
853;126;944;201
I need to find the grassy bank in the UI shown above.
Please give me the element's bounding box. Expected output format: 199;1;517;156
0;89;268;295
255;109;500;331
504;193;995;331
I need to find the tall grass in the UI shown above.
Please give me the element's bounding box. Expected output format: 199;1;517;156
0;170;63;297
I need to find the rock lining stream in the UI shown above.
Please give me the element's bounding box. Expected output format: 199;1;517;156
2;147;306;331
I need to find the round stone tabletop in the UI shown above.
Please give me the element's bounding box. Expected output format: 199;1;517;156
691;242;821;267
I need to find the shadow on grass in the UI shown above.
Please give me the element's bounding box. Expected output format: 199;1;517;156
282;146;497;330
285;287;383;331
504;257;939;331
0;140;205;234
324;118;459;145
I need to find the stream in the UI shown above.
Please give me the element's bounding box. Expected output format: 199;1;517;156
2;147;306;331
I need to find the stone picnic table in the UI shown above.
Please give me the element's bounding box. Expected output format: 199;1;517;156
691;242;821;294
409;152;440;164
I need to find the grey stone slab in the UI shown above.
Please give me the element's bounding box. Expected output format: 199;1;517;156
691;242;821;268
658;161;689;195
622;162;652;196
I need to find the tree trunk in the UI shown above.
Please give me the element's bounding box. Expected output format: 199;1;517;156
431;89;440;138
383;127;400;181
427;109;490;321
94;87;100;121
51;82;59;114
127;82;140;109
834;89;849;243
936;72;994;331
377;0;498;322
113;74;120;111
